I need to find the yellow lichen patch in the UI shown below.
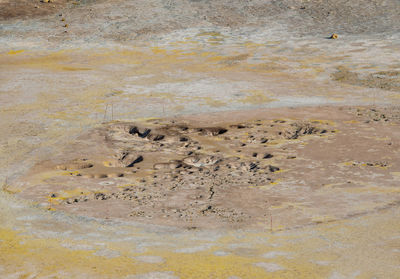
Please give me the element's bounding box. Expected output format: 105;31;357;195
239;90;275;105
62;66;92;71
7;49;24;55
200;51;218;57
52;188;92;201
170;49;196;57
196;31;224;37
272;168;286;174
202;97;226;107
206;55;224;63
138;117;161;122
102;161;113;167
151;47;168;54
343;120;360;124
156;249;287;279
0;228;156;278
169;40;199;46
311;215;337;223
0;224;339;278
309;119;336;126
0;184;21;194
389;93;400;99
341;161;356;167
253;184;274;190
365;136;391;141
269;179;281;186
174;105;185;111
343;186;400;194
44;109;92;121
391;172;400;180
30;170;62;183
219;54;249;65
208;37;225;44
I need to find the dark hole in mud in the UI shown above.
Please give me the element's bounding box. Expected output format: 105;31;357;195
218;128;228;134
126;155;144;167
249;163;258;170
269;165;280;172
153;135;165;141
129;127;151;138
230;124;246;129
263;153;273;159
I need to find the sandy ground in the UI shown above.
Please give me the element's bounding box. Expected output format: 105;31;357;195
1;0;400;278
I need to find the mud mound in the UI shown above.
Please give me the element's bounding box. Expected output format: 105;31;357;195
15;107;400;230
56;158;94;170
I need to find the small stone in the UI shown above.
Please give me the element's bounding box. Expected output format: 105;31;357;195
330;33;338;39
269;165;280;172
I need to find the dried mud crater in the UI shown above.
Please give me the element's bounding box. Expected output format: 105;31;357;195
16;106;400;230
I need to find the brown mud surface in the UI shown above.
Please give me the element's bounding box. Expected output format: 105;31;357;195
16;105;400;230
0;0;69;20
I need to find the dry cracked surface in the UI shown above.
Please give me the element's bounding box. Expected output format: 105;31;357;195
14;106;400;230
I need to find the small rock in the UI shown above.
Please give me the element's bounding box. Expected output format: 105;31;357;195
330;33;338;39
269;165;280;172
